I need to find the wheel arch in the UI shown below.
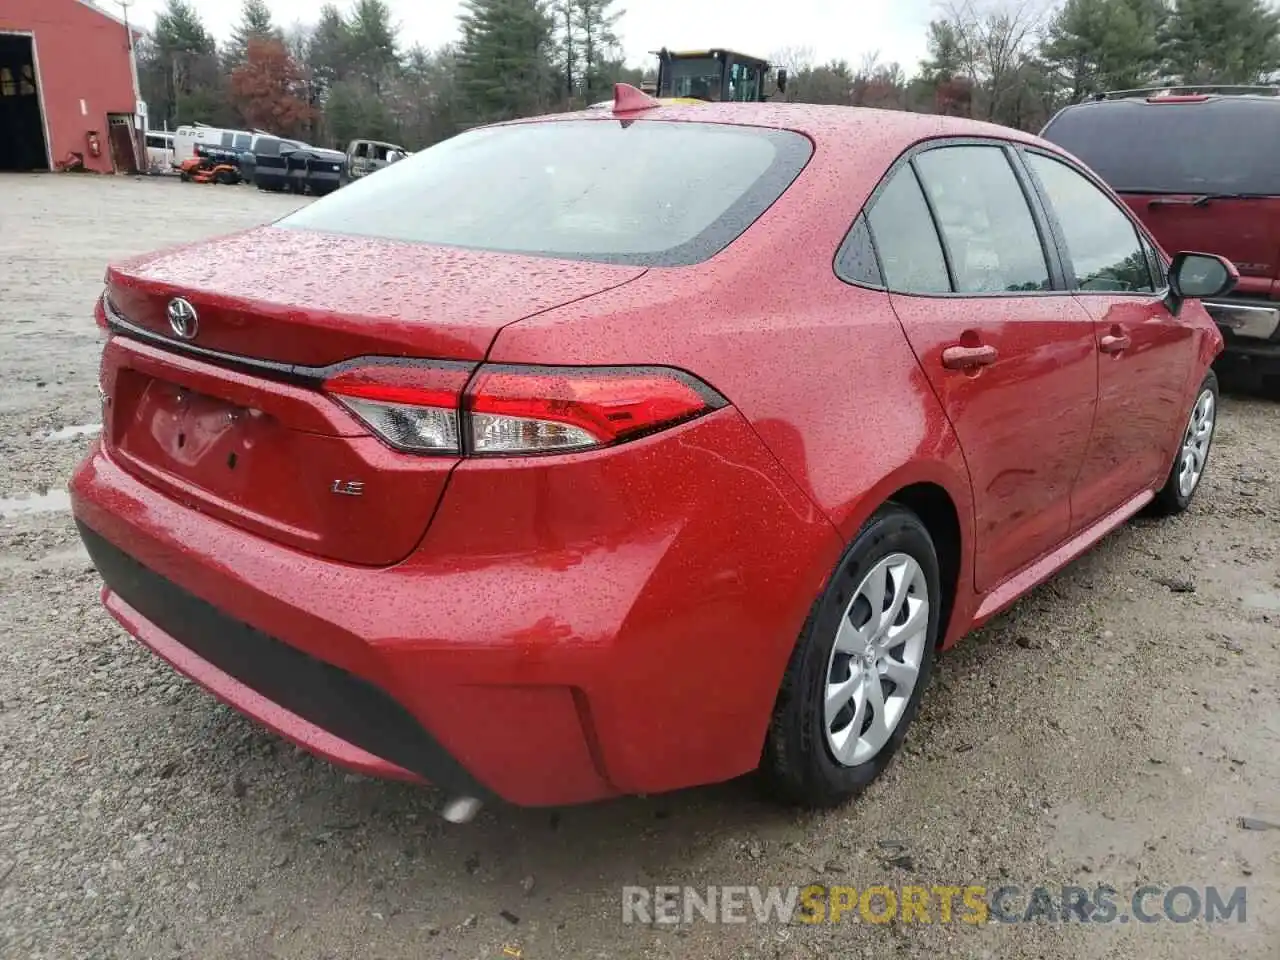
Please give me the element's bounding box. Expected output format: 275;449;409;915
828;457;976;650
887;482;963;650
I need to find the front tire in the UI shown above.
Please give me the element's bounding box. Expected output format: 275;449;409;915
761;505;942;808
1152;369;1218;515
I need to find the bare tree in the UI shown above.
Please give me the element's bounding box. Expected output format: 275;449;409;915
851;50;908;109
930;0;1046;124
769;45;816;75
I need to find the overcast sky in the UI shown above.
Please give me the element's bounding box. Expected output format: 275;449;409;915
118;0;937;72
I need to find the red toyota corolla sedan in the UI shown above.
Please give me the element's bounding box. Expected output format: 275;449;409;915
71;90;1234;819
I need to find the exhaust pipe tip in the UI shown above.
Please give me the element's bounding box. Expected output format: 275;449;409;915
441;796;483;824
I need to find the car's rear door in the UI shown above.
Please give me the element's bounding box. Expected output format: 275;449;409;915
1020;148;1197;529
868;141;1100;593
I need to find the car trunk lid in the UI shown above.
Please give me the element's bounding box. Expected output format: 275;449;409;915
100;229;647;566
105;226;648;365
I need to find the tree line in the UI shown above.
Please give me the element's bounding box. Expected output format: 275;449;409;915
138;0;1280;151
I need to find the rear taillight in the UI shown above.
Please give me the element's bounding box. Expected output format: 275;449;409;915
322;362;727;457
323;363;470;453
465;366;723;454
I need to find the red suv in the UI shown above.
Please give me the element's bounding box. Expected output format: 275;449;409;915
72;96;1234;819
1042;87;1280;384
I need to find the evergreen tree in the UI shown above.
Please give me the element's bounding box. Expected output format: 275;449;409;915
153;0;215;56
787;61;856;104
551;0;576;99
1040;0;1165;99
1163;0;1280;83
919;20;966;84
326;79;398;144
347;0;400;92
393;45;464;147
307;4;352;99
226;0;282;68
573;0;622;102
150;0;225;127
456;0;557;121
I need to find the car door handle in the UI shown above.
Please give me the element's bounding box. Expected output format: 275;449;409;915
941;344;998;370
1099;333;1132;354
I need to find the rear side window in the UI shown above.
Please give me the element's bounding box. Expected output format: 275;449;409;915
866;167;951;293
277;120;812;267
914;145;1051;293
255;138;281;157
835;214;882;286
1026;153;1153;293
1042;99;1280;196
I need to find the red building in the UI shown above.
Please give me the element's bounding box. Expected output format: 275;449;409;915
0;0;142;173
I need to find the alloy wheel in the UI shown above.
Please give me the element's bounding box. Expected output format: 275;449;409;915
1178;388;1215;498
823;552;930;766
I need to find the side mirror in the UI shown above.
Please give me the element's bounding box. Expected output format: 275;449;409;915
1166;251;1237;316
776;68;788;93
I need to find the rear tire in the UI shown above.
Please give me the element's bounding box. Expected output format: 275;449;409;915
1151;369;1218;515
761;505;941;808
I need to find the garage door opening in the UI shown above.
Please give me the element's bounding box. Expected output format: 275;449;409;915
0;33;50;172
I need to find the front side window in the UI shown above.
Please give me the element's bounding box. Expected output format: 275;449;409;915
866;167;951;294
914;145;1051;294
1026;152;1153;293
278;120;812;267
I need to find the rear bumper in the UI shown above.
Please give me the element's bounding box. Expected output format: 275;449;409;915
80;523;482;792
71;410;840;806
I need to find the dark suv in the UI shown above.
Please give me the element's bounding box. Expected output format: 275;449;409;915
1042;87;1280;382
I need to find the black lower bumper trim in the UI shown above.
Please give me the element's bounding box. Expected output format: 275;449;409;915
77;521;491;799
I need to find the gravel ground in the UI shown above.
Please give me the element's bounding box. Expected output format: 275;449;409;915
0;173;1277;960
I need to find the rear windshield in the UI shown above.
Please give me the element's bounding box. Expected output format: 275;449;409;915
277;119;812;266
1042;98;1280;196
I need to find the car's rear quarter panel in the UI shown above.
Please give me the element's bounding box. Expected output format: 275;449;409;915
488;112;980;646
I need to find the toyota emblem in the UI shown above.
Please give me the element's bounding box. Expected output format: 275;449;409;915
166;297;198;340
